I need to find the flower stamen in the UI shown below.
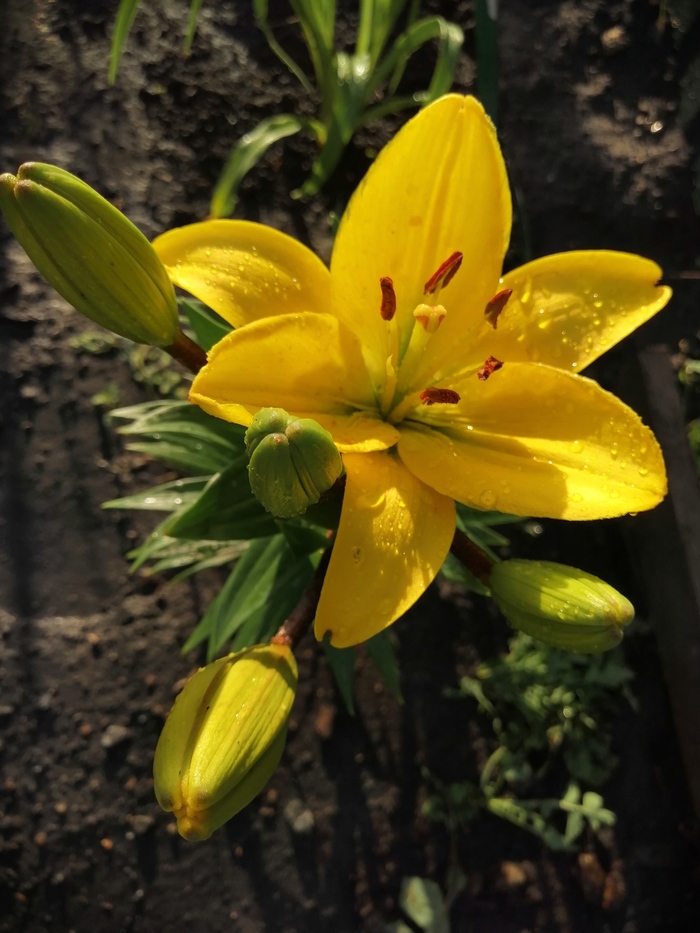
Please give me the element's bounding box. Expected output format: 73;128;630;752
420;387;461;405
484;288;512;329
477;356;504;381
379;276;397;321
424;251;463;295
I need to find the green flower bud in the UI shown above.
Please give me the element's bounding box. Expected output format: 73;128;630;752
0;163;178;345
153;642;297;841
245;408;343;519
489;559;634;653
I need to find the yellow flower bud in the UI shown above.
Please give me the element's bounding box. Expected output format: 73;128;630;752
153;643;297;841
489;559;634;653
245;407;343;519
0;162;178;345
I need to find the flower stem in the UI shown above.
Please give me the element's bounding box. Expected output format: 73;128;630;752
272;548;332;650
450;528;495;584
164;328;208;374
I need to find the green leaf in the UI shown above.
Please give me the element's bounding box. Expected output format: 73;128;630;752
252;0;313;93
298;52;372;196
110;400;245;474
278;521;329;558
289;0;337;92
366;630;402;702
180;298;232;351
397;876;449;933
323;637;355;714
366;16;463;102
165;458;277;541
440;551;491;596
210;115;323;218
109;0;142;84
103;476;209;512
230;550;318;652
182;536;316;657
356;0;406;67
184;0;204;53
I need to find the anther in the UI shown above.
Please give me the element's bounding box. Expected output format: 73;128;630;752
477;357;504;381
424;251;463;295
420;387;461;405
484;288;512;329
379;276;397;321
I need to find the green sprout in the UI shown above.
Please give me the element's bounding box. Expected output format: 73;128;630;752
108;0;463;215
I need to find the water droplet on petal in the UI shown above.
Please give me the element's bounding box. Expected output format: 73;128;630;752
479;489;497;508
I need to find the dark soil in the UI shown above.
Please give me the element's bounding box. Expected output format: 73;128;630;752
1;1;700;931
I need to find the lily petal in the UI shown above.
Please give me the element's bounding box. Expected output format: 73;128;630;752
314;451;455;647
435;251;670;381
330;95;511;385
190;312;399;452
398;362;666;520
153;220;331;328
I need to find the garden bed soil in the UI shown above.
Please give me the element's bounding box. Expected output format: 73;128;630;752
1;1;700;931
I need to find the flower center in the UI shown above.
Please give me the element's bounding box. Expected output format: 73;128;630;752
375;251;469;423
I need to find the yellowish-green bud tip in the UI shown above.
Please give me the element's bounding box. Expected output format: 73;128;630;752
153;643;297;841
0;162;179;345
489;559;634;654
245;408;343;519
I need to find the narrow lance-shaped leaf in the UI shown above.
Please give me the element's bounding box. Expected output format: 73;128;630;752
184;0;205;53
109;0;143;84
252;0;314;93
103;476;210;512
210;115;324;219
165;458;278;541
180;298;233;353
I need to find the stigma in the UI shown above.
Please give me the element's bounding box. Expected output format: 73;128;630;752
413;303;446;334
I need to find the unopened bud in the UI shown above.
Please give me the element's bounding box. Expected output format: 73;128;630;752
245;408;343;519
489;559;634;653
153;643;297;841
0;163;178;345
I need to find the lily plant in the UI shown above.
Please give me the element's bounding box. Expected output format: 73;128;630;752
152;93;670;648
109;0;464;216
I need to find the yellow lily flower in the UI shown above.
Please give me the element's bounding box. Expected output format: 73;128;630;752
152;95;670;648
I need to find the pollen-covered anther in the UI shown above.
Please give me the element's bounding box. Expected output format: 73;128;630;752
413;303;446;334
477;356;504;381
379;276;397;321
423;251;463;295
484;288;513;329
420;387;461;406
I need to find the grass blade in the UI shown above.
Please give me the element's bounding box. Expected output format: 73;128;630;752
210;114;322;218
109;0;142;85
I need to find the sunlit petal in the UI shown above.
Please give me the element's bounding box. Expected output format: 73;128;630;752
190;313;399;452
153;220;331;328
398;362;666;520
314;451;455;647
330;95;511;384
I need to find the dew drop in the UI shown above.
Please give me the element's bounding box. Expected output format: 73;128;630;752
571;440;584;454
571;491;583;503
638;466;649;476
479;489;497;508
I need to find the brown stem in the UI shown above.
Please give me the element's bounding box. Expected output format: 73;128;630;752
272;548;332;650
164;328;208;375
450;528;495;585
